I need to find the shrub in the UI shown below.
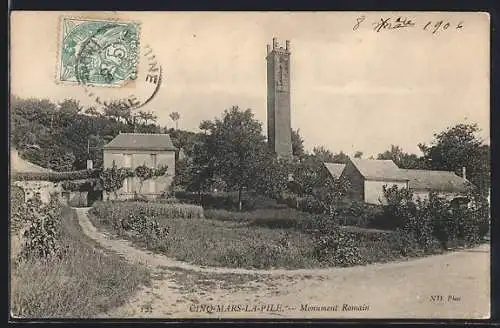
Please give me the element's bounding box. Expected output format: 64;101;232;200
311;224;362;267
11;207;151;318
17;195;65;262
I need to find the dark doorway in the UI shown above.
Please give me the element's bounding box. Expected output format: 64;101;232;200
87;190;103;207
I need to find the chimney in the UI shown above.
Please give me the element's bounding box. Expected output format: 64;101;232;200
285;40;290;51
266;44;271;54
462;166;466;180
272;37;278;49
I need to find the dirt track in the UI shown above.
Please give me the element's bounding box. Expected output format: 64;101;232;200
75;208;490;319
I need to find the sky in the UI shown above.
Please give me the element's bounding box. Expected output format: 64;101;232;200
10;11;490;157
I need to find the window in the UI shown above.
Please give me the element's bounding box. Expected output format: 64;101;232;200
127;177;134;193
123;154;132;168
149;180;156;193
123;178;128;193
151;154;157;168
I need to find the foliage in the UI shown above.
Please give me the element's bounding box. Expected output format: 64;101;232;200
11;207;151;318
11;185;26;232
377;144;426;169
91;201;205;223
16;195;65;262
311;146;336;163
291;128;306;159
133;164;169;193
197;106;267;210
418;123;490;196
60;179;99;192
255;155;290;199
98;162;134;200
382;185;489;251
312;226;362;267
11;169;100;182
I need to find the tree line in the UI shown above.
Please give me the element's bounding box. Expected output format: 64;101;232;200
10;96;490;200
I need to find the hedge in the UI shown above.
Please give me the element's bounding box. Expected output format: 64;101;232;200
11;169;101;182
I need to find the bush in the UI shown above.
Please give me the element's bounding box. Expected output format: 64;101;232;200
382;186;490;252
11;207;150;318
16;195;66;262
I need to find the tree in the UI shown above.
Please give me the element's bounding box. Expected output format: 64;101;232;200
377;145;424;169
311;146;335;162
331;151;349;164
137;110;158;126
291;128;306;159
201;106;266;211
354;151;363;159
169;111;181;130
418;123;490;195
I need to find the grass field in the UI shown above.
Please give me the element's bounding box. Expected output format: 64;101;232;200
10;207;151;318
89;201;408;269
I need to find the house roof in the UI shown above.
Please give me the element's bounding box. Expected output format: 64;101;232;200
324;163;346;178
401;169;470;193
350;158;409;181
103;133;177;151
11;149;54;173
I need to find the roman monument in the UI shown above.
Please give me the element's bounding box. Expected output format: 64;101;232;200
266;37;292;159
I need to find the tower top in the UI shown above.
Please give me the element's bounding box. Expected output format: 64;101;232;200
267;37;290;55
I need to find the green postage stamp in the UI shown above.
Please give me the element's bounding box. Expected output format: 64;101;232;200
57;17;141;86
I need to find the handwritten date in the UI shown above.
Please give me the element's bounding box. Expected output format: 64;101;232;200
353;16;464;34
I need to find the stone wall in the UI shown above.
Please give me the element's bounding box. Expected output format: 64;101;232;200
12;180;64;204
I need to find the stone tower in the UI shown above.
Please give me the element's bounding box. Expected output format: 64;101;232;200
266;37;292;159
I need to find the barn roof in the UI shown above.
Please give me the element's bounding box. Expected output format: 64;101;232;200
10;149;53;173
401;169;470;193
103;133;177;151
350;158;409;181
324;162;346;178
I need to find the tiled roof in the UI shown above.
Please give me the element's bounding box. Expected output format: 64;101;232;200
401;169;469;193
350;158;409;181
103;133;177;151
324;163;346;178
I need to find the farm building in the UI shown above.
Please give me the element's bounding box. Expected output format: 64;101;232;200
102;133;177;200
327;158;471;205
338;158;409;205
401;169;471;202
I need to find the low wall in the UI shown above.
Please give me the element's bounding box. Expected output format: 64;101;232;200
12;180;64;204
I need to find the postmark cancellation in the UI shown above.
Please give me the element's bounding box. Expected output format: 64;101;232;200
57;17;141;87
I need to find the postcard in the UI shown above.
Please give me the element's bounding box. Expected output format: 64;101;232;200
9;11;490;319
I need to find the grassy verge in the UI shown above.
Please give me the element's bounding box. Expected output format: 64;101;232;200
89;202;410;269
11;207;151;318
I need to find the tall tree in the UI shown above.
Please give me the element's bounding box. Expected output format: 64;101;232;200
201;106;266;210
418;123;490;195
291;128;306;159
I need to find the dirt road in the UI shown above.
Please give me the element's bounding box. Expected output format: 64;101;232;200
75;208;490;319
